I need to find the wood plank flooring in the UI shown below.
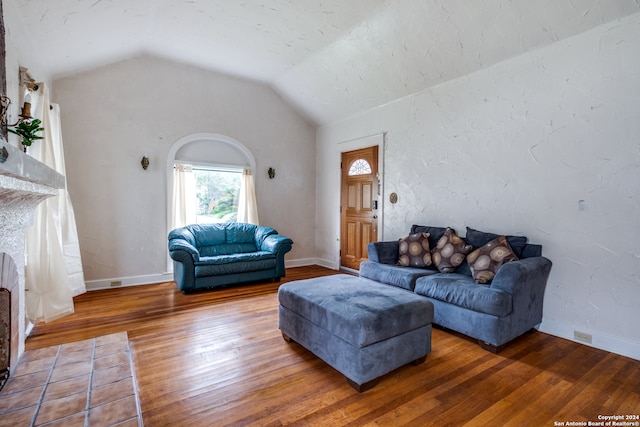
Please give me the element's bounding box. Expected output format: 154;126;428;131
26;266;640;426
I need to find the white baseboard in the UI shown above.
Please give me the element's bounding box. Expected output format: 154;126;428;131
25;320;35;338
284;258;317;268
286;258;340;270
314;258;339;270
85;272;174;291
538;319;640;361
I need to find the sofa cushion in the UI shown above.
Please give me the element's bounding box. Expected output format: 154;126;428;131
465;227;527;258
410;225;449;250
414;274;513;317
397;232;432;268
182;223;259;256
196;251;275;265
360;260;437;291
195;252;276;276
467;236;518;284
189;224;226;246
431;228;472;273
366;241;400;264
278;274;434;348
199;242;258;257
225;223;273;244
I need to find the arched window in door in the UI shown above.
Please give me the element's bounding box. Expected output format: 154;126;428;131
348;159;372;176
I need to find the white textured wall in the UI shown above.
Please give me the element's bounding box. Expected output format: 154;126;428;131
317;13;640;359
3;0;51;149
53;55;316;284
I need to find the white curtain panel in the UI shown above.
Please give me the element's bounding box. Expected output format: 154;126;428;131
47;104;87;297
237;168;259;225
170;163;196;230
25;84;87;323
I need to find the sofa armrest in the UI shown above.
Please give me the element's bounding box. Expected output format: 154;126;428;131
261;234;293;254
254;225;278;246
367;241;399;265
490;257;552;294
491;257;552;330
168;240;200;262
262;234;293;278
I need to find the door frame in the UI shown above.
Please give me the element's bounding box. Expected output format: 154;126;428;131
337;133;385;270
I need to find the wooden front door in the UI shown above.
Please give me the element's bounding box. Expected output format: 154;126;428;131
340;146;379;271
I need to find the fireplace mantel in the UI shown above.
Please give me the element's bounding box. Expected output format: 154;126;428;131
1;141;64;195
0;139;65;374
1;142;64;230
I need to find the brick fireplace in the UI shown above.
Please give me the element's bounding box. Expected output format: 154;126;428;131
0;139;64;388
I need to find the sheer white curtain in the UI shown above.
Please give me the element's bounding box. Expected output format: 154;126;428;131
237;168;259;225
170;163;196;230
25;84;86;323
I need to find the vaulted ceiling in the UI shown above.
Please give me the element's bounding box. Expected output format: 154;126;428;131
9;0;640;125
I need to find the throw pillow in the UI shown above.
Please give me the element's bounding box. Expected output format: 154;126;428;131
431;228;473;273
465;227;528;258
467;235;518;284
410;224;449;249
397;232;432;268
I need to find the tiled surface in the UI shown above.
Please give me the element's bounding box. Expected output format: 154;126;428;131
0;332;143;426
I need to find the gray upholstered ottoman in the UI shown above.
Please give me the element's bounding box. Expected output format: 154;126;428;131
278;274;433;392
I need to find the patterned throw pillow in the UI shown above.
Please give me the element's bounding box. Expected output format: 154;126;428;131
397;233;432;268
410;225;449;249
467;235;518;284
431;228;472;273
465;227;528;258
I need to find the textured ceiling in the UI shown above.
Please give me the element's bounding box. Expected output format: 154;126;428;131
9;0;640;125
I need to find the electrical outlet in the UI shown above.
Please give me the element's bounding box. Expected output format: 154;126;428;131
110;280;122;287
574;330;592;344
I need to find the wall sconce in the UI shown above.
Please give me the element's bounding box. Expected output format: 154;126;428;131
19;94;33;123
268;167;276;179
0;94;33;127
141;156;150;170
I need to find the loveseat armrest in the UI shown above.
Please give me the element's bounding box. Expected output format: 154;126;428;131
367;241;399;265
261;234;293;254
263;234;293;278
168;239;200;262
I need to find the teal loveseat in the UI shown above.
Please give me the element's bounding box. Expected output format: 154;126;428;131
168;223;293;293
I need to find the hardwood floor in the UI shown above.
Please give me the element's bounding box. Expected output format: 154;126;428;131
26;266;640;426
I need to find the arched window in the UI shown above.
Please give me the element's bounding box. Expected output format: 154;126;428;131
167;133;258;232
348;159;372;176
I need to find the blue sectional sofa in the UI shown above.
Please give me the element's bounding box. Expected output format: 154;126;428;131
168;223;293;293
360;224;552;352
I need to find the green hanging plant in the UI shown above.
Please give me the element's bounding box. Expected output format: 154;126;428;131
8;119;44;151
